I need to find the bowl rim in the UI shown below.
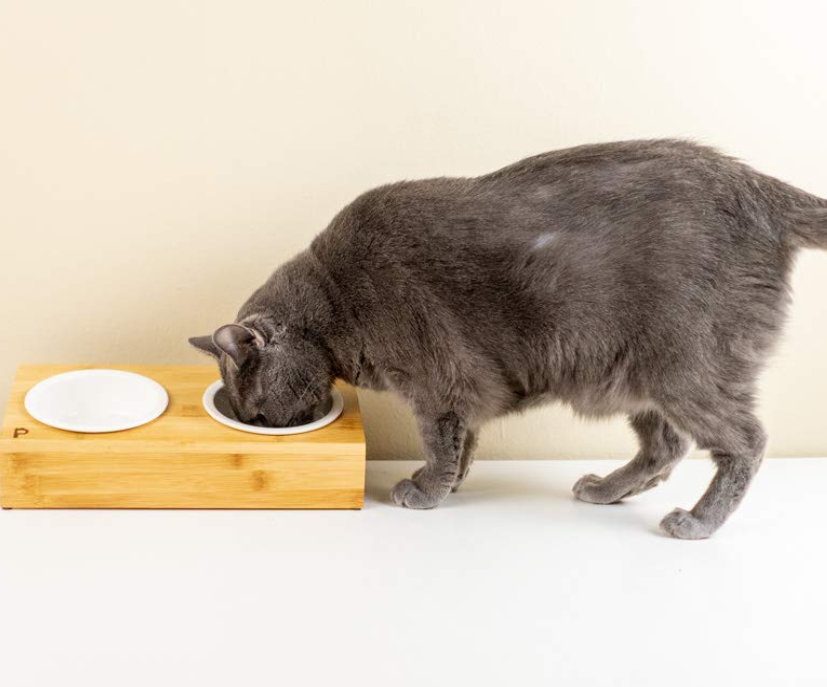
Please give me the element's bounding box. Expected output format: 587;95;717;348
202;380;344;435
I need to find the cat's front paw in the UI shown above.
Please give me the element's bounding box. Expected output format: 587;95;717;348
660;508;712;540
391;479;441;509
572;474;618;504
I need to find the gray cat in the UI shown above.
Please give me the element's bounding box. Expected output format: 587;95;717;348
190;139;827;539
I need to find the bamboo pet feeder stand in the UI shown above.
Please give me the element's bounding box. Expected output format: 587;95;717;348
0;365;366;509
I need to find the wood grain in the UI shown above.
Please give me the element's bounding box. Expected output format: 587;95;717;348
0;365;366;509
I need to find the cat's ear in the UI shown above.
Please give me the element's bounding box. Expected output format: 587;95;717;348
213;324;265;365
188;335;221;360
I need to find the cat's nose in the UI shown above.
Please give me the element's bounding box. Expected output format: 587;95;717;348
287;411;313;427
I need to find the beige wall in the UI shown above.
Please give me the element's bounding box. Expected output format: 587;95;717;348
2;0;826;459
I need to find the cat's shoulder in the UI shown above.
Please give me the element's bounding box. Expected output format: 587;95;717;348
320;177;471;238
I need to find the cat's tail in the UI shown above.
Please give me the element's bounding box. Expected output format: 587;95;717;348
786;205;827;250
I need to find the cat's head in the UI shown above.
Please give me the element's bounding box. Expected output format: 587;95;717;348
189;317;333;427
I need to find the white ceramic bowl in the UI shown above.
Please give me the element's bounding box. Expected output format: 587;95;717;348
202;380;344;435
24;369;169;433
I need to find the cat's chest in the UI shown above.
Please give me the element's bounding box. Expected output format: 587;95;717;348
351;352;393;391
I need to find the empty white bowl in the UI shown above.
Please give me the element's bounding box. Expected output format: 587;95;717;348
24;369;169;433
202;380;344;435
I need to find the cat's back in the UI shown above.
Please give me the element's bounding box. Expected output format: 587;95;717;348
321;139;744;239
316;140;728;267
484;138;727;182
311;138;795;300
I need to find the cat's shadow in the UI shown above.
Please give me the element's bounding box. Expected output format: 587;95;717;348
363;462;665;538
364;461;577;508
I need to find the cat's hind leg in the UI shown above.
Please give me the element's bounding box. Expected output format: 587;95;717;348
392;413;466;509
573;410;690;505
659;403;766;540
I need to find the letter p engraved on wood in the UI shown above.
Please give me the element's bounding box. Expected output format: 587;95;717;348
13;427;29;438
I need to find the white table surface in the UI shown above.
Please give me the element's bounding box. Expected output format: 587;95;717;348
1;458;823;686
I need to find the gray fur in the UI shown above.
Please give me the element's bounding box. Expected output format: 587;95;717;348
190;139;827;538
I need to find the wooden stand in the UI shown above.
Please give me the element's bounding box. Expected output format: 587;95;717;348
0;365;366;509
